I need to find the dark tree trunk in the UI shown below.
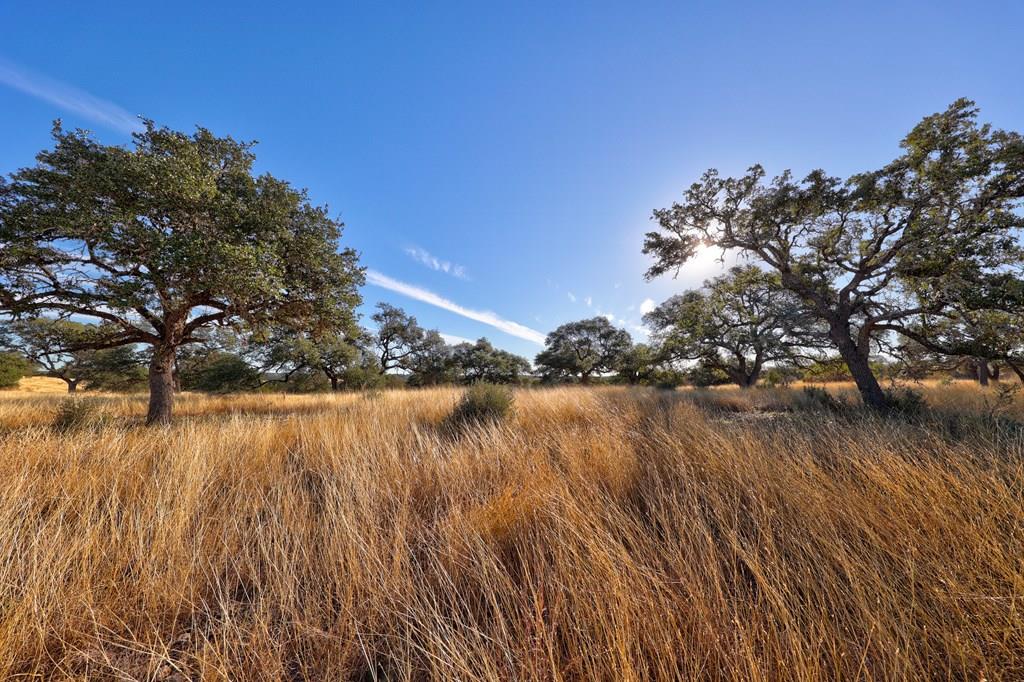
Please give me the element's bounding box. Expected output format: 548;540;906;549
829;324;888;410
147;345;176;425
1008;361;1024;384
66;378;79;393
329;375;339;391
580;372;591;385
976;359;990;386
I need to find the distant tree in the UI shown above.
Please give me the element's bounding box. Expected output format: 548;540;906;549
449;338;531;384
406;331;455;386
906;306;1024;385
258;323;370;390
0;351;30;388
0;317;92;392
78;346;148;392
643;266;821;388
0;123;362;423
534;317;632;384
616;343;661;385
686;359;731;387
644;100;1024;409
371;304;428;374
181;352;260;393
0;317;146;392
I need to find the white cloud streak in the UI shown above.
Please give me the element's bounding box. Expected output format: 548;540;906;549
439;332;475;346
640;298;657;314
366;269;546;345
0;58;143;134
405;246;469;280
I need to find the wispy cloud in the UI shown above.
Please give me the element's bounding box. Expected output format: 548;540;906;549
439;332;475;346
366;269;545;345
405;246;469;280
567;292;576;303
0;58;143;134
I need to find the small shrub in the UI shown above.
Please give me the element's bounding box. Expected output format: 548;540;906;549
794;386;844;412
884;387;927;417
449;383;514;425
53;398;110;431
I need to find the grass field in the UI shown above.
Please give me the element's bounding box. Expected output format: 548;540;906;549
0;383;1022;680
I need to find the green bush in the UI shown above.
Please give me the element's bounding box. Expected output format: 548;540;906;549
0;352;31;389
884;387;927;416
449;383;514;425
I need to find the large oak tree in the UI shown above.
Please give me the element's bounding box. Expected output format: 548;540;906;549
644;100;1024;409
535;316;632;384
0;122;363;423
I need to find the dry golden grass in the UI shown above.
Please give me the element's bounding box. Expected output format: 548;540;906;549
0;384;1022;680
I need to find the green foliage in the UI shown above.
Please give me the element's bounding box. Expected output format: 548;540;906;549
79;347;148;392
448;383;515;425
762;366;800;388
686;360;731;387
645;266;820;388
802;358;854;383
615;343;662;385
0;318;147;392
0;352;30;388
535;317;632;383
644;100;1024;409
372;304;429;374
405;330;455;386
183;352;260;393
0;122;363;422
447;338;530;385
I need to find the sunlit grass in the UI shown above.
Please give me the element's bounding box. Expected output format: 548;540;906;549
0;384;1021;679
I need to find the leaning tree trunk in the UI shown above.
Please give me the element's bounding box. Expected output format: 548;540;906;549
147;345;177;425
829;325;888;410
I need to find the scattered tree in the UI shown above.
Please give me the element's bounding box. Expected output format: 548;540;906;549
534;317;632;384
0;317;146;392
181;352;260;393
371;304;429;374
406;331;454;386
645;100;1024;409
449;338;531;385
0;122;362;423
644;266;821;388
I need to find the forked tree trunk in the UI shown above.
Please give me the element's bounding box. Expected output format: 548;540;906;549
66;378;79;393
147;345;176;425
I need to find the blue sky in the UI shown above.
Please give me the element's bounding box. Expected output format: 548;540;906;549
2;1;1021;359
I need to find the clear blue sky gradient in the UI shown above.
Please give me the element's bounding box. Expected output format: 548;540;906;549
2;2;1021;358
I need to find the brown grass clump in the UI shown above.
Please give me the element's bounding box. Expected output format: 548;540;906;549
0;383;1022;679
